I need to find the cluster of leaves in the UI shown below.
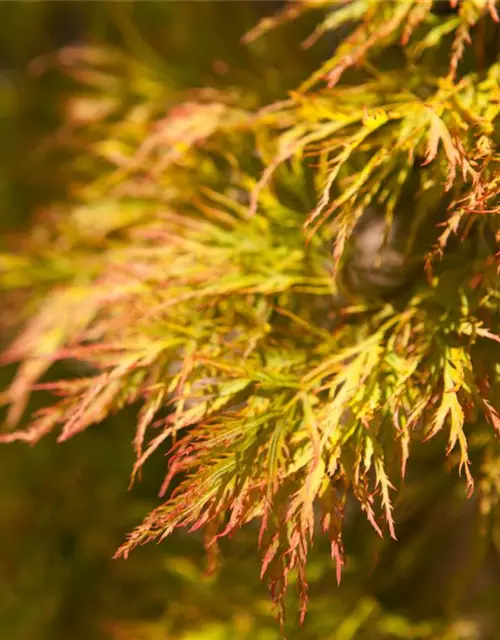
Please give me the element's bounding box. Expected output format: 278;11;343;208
1;0;500;630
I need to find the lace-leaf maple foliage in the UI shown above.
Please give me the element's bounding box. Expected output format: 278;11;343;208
1;0;500;628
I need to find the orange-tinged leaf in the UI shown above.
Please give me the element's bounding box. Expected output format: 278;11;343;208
484;399;500;437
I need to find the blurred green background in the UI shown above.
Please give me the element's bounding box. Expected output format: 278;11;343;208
1;3;499;639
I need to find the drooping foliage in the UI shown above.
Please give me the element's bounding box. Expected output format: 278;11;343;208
1;0;500;631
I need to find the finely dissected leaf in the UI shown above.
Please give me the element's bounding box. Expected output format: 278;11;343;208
422;105;477;189
2;0;500;629
484;399;500;436
401;0;433;46
427;348;474;495
242;0;330;45
300;1;415;92
374;456;397;540
302;0;369;49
